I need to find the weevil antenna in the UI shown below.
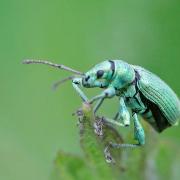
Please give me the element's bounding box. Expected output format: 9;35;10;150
22;59;84;75
52;76;75;90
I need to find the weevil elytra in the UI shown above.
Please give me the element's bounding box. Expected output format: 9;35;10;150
23;59;180;148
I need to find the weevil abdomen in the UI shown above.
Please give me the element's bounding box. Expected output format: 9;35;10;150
133;66;180;132
139;91;171;132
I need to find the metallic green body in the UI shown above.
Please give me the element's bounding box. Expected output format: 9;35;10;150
74;60;180;146
24;59;180;147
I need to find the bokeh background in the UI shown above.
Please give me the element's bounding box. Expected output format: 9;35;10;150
0;0;180;180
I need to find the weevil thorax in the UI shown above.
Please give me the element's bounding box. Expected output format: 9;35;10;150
82;60;115;88
111;60;135;89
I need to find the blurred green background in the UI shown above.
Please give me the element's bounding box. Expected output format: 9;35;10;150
0;0;180;180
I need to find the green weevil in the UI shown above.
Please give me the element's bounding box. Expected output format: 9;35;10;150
23;59;180;148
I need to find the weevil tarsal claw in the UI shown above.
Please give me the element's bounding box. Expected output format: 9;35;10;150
104;145;115;164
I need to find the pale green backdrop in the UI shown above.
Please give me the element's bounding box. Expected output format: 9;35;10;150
0;0;180;180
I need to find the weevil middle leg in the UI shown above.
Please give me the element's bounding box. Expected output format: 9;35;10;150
102;117;125;127
113;112;119;120
89;86;116;104
116;97;131;126
98;96;131;127
93;98;105;113
132;113;145;145
90;86;116;117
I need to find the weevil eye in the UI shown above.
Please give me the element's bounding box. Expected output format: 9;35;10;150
96;70;104;79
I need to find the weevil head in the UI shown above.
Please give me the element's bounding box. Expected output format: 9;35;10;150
82;60;115;88
82;60;135;89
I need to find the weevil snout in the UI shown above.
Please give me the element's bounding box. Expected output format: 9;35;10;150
82;73;97;88
82;76;91;87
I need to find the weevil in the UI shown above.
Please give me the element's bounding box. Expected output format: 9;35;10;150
23;59;180;148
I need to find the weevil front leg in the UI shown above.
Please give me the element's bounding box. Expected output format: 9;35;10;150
72;78;89;102
132;113;145;145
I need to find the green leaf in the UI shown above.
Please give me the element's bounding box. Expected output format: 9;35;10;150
51;151;93;180
52;103;173;180
79;103;124;179
51;103;125;180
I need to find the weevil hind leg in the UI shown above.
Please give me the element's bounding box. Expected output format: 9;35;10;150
106;139;141;150
109;142;141;148
105;113;145;149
